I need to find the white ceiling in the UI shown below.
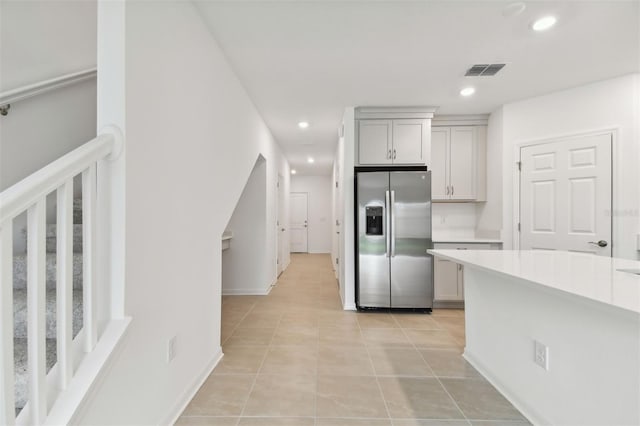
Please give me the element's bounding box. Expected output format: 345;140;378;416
194;1;639;175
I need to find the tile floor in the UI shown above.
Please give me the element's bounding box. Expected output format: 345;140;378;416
177;254;530;426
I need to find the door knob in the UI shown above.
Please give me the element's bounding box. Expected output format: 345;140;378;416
281;228;285;231
588;240;608;248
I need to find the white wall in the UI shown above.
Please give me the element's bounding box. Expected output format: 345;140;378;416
476;107;504;236
337;108;356;310
222;157;269;295
291;175;332;253
0;0;96;92
498;74;640;260
80;2;290;424
0;79;97;191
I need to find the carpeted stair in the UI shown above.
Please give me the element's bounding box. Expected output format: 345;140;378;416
12;200;84;415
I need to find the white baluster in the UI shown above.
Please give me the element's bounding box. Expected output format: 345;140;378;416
56;181;73;388
82;165;97;351
27;200;47;423
0;221;15;425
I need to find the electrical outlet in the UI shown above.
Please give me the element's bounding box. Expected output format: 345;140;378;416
167;336;177;363
534;340;549;370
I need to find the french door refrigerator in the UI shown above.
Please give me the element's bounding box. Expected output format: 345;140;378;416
355;167;433;311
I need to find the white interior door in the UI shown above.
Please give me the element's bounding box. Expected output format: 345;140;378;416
290;192;308;253
520;133;612;255
332;168;340;278
277;175;285;275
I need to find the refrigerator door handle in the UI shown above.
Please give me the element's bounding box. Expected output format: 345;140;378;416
385;190;391;257
390;190;396;257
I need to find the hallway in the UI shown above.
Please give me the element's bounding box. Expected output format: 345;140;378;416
177;254;528;425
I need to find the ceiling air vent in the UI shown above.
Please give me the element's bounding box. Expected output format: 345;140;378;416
465;64;506;77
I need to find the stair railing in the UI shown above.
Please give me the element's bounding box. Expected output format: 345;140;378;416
0;130;122;425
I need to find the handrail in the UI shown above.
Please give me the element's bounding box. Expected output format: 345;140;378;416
0;134;113;224
0;68;97;107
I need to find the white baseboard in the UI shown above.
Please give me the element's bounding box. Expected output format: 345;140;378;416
162;347;224;425
222;287;271;296
343;302;357;311
282;259;290;270
463;350;544;426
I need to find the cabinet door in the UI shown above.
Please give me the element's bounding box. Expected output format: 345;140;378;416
392;119;427;165
359;120;392;165
449;127;476;200
434;257;462;301
430;128;449;200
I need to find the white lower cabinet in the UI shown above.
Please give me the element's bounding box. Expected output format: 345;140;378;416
433;242;501;306
434;257;464;301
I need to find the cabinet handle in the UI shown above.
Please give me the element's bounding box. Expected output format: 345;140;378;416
387;149;392;159
393;149;397;159
446;186;449;195
451;186;454;196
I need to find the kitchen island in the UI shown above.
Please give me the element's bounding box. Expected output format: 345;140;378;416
428;249;640;426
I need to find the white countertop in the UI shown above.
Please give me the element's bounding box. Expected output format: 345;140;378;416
428;249;640;314
432;238;503;244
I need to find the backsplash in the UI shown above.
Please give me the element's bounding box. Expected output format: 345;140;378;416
432;203;477;238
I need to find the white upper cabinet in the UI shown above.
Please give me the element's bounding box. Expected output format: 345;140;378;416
430;128;449;200
449;127;476;200
355;107;436;167
431;125;487;202
358;120;392;165
392;119;428;164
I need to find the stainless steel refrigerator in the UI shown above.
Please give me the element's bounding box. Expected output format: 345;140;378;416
355;167;433;311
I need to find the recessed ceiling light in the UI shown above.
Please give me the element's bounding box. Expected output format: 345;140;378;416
291;169;297;175
532;16;557;32
460;87;476;97
307;157;315;164
502;2;526;17
298;121;309;129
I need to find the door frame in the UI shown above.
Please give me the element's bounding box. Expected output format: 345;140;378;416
513;127;617;253
290;191;309;253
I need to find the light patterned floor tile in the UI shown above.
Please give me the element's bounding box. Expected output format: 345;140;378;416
316;375;389;419
180;254;528;425
182;374;254;416
242;374;316;417
378;377;465;420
